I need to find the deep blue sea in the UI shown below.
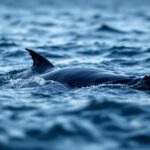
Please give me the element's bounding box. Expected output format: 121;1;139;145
0;0;150;149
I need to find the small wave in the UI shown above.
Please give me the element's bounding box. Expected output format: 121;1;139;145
25;117;100;142
3;105;36;112
126;132;150;145
3;77;68;91
0;41;18;47
77;49;103;56
106;45;141;57
0;37;18;47
0;71;13;86
82;99;124;112
4;77;48;88
30;20;55;27
96;24;125;34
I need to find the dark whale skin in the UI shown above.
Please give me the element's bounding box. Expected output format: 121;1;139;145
42;67;138;88
17;48;150;90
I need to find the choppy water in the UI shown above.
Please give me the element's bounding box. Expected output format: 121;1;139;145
0;0;150;149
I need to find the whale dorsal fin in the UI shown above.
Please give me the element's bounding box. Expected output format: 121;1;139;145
25;48;54;69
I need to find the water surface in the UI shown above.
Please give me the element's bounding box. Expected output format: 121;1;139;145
0;0;150;149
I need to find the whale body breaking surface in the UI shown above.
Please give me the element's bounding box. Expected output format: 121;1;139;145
15;48;150;90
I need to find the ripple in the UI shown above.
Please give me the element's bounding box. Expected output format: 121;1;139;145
0;41;18;47
0;0;150;150
127;132;150;145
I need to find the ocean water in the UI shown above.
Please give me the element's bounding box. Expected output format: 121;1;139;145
0;0;150;149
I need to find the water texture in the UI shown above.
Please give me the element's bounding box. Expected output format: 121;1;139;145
0;0;150;149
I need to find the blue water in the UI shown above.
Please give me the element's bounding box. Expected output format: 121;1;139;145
0;0;150;149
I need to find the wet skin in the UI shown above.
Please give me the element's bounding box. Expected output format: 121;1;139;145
16;49;150;90
41;67;139;88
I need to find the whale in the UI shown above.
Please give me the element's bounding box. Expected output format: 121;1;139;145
15;48;150;90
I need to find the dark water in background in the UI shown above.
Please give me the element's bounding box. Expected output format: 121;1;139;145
0;0;150;149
